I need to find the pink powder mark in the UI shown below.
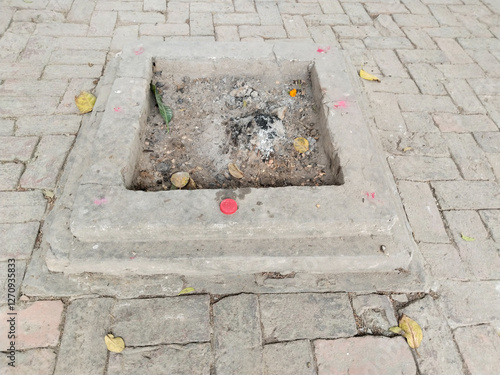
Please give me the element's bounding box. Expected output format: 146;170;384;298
113;107;122;112
94;198;108;205
334;100;347;109
134;47;144;55
317;46;331;53
365;192;375;199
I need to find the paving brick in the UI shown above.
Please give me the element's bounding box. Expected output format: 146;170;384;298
47;0;73;12
443;210;500;279
438;280;500;328
0;79;68;98
419;243;467;279
478;95;500;128
486;153;500;181
215;25;239;41
340;39;366;50
263;341;315;375
474;131;500;153
371;49;408;78
468;50;500;78
213;294;262;375
239;25;286;39
20;135;74;189
367;77;419;94
96;1;143;11
57;78;96;115
213;13;260;26
111;25;138;50
54;298;114;375
0;191;46;223
140;23;189;37
67;0;95;23
434;38;473;64
0;301;63;350
397;49;448;64
13;9;65;23
426;26;471;38
118;11;165;24
334;25;368;39
368;92;406;132
107;344;212;375
342;3;371;26
304;14;350;26
389;155;459;181
34;23;88;37
314;337;416;375
408;63;446;95
432;180;500;209
401;296;465;374
113;296;210;346
0;33;30;62
191;1;234;13
55;36;111;51
398;94;457;113
479;210;500;243
397;181;449;243
0;163;24;190
278;3;321;15
393;14;439;28
364;36;412;49
0;259;25;300
1;96;61;117
347;49;380;76
469;78;500;96
0;348;56;375
456;14;492;38
234;0;255;13
166;1;188;24
282;15;310;39
0;119;15;136
445;79;486;114
400;0;431;15
0;7;14;36
144;0;167;12
445;133;494;180
19;35;54;64
379;131;449;157
308;26;339;45
88;11;118;37
260;293;356;341
433;113;498;133
6;22;36;35
49;49;107;65
256;2;282;25
454;325;500;375
435;63;484;79
421;0;462;4
0;137;38;162
428;5;460;26
402;112;438;132
44;64;103;80
0;222;39;260
352;294;397;334
365;3;409;16
374;15;405;37
402;27;436;49
190;12;214;36
458;38;500;50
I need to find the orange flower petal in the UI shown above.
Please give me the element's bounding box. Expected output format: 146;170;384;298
289;89;297;97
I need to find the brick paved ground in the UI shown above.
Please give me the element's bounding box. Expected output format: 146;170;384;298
1;0;500;374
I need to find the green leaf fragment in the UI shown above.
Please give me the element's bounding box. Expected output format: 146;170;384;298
461;233;475;242
389;326;403;334
178;287;195;295
150;83;173;130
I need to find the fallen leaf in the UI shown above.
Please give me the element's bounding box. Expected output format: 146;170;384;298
359;69;380;82
75;91;96;114
170;172;190;188
105;334;125;353
293;137;309;153
228;163;244;179
178;287;195;295
151;83;173;129
289;89;297;97
389;326;403;334
43;190;54;199
403;147;412;152
187;177;197;189
461;233;475;242
399;314;423;349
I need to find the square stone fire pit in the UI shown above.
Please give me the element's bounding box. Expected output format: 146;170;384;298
45;42;424;285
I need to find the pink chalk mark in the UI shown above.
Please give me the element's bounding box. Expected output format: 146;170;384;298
317;46;331;53
94;198;108;205
334;100;347;109
134;47;144;55
365;192;375;199
113;107;122;112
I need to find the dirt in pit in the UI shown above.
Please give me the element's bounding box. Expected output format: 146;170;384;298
133;73;339;191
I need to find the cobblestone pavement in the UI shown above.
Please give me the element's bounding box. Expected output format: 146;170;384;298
1;0;500;374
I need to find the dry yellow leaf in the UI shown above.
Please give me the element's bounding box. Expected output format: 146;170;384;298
399;314;423;349
178;287;195;295
170;172;190;188
74;91;96;114
403;147;412;152
104;334;125;353
359;69;381;82
228;163;244;179
293;137;309;153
